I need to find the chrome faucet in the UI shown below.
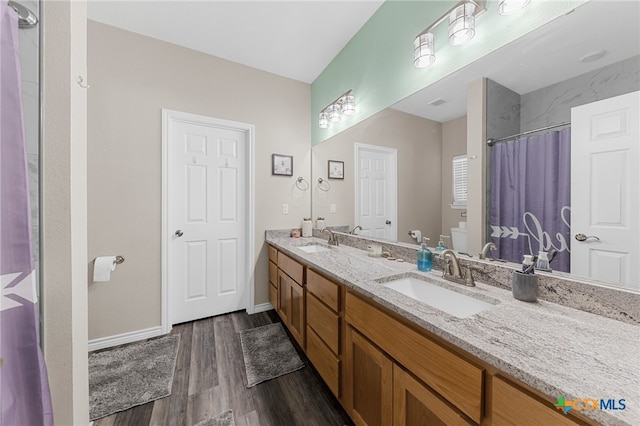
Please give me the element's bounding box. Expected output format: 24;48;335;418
350;225;363;235
479;242;497;260
440;249;475;287
322;227;339;246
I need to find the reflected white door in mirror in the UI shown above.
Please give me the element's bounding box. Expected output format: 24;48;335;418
571;91;639;290
354;143;397;241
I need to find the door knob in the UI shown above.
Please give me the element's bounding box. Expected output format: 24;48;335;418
175;230;184;237
386;220;392;225
575;233;600;242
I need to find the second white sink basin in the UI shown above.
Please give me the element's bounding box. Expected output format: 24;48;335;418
298;243;331;253
383;276;495;318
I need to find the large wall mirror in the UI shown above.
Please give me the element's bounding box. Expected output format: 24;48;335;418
311;1;639;291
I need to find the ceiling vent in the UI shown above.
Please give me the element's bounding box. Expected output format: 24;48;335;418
428;97;448;106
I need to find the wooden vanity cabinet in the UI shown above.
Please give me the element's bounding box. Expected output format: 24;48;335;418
267;245;586;426
276;251;305;349
345;290;482;425
306;269;342;398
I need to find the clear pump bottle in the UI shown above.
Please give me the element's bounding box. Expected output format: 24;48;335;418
435;235;450;252
417;237;432;272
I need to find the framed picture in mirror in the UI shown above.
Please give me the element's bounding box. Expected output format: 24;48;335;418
272;154;293;176
328;160;344;179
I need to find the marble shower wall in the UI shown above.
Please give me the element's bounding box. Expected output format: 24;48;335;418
488;55;640;139
521;55;640;131
17;1;40;268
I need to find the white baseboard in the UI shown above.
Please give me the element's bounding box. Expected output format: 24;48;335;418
88;326;165;352
89;305;273;351
253;302;274;313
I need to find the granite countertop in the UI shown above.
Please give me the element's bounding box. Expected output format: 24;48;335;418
266;235;640;426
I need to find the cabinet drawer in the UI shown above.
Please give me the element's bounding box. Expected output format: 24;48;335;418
268;245;278;263
345;292;484;423
307;269;339;312
268;281;277;309
278;252;304;284
269;260;277;286
307;293;339;354
492;376;578;426
307;326;340;398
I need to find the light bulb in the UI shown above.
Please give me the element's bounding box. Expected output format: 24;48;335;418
448;3;476;46
414;32;436;68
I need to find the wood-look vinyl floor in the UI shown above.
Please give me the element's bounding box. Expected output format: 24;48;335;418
92;310;353;426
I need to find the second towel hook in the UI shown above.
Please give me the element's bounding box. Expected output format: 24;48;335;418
317;178;331;192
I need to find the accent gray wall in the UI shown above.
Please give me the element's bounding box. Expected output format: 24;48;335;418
486;79;520;141
521;55;640;131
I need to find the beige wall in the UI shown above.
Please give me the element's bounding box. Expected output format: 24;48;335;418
312;108;442;245
441;116;467;237
466;78;487;256
87;21;311;341
41;0;89;424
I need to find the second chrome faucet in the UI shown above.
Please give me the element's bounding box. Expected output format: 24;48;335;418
439;249;475;287
322;227;339;246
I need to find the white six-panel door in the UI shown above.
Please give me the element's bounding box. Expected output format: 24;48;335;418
354;143;397;241
571;91;639;289
166;112;248;324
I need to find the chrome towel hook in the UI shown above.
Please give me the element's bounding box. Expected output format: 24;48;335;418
317;178;331;192
295;177;309;191
76;75;90;89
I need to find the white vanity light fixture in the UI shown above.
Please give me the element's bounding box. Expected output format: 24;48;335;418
413;0;530;69
448;2;476;46
497;0;531;15
342;93;356;115
318;111;329;128
328;103;342;122
414;32;436;68
318;90;355;128
413;0;486;68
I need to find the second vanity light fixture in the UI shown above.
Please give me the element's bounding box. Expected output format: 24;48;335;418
318;89;355;129
414;0;530;68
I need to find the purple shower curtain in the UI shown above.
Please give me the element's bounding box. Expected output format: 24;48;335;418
490;128;571;272
1;2;54;425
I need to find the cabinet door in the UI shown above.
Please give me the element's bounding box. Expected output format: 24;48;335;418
345;326;393;426
394;365;472;426
277;270;290;323
288;278;305;349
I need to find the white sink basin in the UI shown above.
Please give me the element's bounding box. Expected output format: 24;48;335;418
383;276;495;318
298;243;331;253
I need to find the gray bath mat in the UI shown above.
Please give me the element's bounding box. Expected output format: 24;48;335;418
239;323;304;387
89;334;180;420
194;409;235;426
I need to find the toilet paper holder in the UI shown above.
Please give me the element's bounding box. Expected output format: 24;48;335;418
115;255;125;265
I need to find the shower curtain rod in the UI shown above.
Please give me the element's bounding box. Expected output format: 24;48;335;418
8;1;38;28
486;121;571;146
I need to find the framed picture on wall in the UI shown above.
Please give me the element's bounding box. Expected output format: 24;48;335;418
328;160;344;179
272;154;293;176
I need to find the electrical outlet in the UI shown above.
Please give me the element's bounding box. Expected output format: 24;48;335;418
330;204;336;213
282;204;289;215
